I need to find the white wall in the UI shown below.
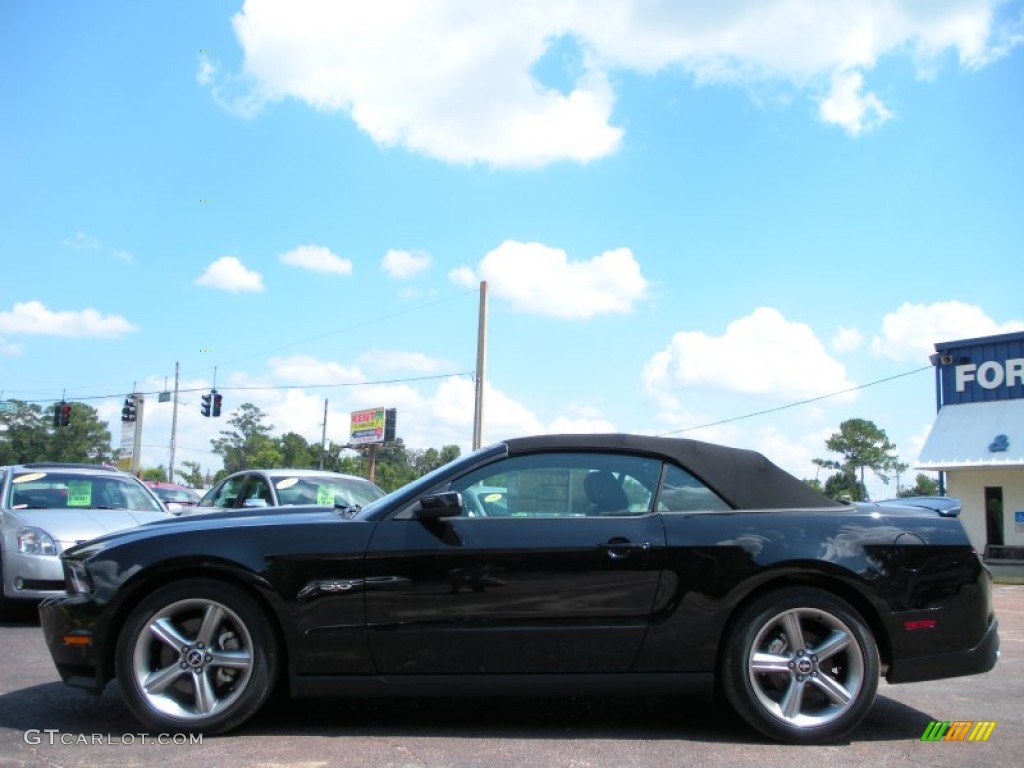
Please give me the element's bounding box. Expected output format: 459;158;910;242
946;468;1024;552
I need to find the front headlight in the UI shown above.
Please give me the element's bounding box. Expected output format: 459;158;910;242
65;559;93;594
17;526;58;556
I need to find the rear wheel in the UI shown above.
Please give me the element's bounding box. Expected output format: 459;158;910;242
115;579;278;735
721;587;879;744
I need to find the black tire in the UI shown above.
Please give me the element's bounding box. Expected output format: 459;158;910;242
115;579;279;735
720;587;879;744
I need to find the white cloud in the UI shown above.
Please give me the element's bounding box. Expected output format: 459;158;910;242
0;337;23;355
357;350;455;374
211;1;1019;166
196;53;216;86
643;307;855;405
62;231;101;250
819;70;892;135
0;301;139;338
448;266;477;288
870;301;1024;361
382;249;431;279
279;244;353;275
465;240;649;319
62;232;134;262
195;256;265;292
831;325;864;353
268;354;364;385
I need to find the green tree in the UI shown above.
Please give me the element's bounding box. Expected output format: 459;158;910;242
175;460;205;488
279;431;317;468
210;403;282;473
40;402;114;464
0;400;51;464
824;470;867;503
412;444;462;475
1;400;114;465
899;473;940;497
139;466;167;482
820;418;900;493
369;438;418;492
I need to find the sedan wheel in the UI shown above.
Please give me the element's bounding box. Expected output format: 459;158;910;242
721;587;879;744
115;580;278;734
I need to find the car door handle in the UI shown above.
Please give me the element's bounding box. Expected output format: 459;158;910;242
598;540;651;560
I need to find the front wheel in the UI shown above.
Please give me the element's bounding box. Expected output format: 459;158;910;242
721;587;879;744
115;579;279;735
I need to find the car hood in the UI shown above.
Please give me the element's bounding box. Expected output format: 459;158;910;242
10;508;172;547
64;506;347;557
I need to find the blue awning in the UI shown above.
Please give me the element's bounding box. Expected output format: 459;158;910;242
917;400;1024;470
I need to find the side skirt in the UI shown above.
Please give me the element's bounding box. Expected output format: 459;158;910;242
292;672;714;699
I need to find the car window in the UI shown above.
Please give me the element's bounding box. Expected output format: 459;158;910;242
202;476;248;508
656;464;731;512
10;471;164;512
152;487;200;504
449;452;661;518
274;475;385;507
239;477;273;507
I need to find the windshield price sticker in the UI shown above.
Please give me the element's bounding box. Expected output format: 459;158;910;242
316;486;334;505
67;481;92;507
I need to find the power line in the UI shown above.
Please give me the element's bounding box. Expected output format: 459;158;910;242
8;372;475;405
657;365;932;437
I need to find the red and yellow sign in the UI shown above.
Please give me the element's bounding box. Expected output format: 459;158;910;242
350;408;386;445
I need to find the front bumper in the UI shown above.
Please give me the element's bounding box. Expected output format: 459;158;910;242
38;593;110;692
2;551;65;602
886;615;999;684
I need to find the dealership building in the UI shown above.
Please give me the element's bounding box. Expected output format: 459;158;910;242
917;330;1024;576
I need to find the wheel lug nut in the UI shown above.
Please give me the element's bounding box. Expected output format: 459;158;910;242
205;654;212;662
789;662;795;669
180;662;188;669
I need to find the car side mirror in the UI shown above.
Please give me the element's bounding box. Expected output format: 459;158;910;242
165;501;184;515
415;492;463;520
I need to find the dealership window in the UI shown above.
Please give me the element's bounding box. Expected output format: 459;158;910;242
985;487;1004;548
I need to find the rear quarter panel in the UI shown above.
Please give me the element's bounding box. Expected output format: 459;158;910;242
633;506;990;674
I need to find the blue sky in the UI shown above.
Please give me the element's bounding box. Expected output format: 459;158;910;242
2;0;1023;496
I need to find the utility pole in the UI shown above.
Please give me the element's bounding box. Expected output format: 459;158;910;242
320;398;328;470
472;280;488;450
168;361;180;483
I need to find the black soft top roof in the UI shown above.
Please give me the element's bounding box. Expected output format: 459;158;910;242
505;433;842;510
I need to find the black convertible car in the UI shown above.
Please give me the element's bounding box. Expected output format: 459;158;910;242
39;434;998;743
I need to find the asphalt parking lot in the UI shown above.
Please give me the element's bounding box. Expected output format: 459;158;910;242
0;585;1019;768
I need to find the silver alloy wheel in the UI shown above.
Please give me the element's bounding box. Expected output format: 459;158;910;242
747;607;866;728
131;597;255;720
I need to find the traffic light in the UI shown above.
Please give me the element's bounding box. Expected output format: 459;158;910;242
200;392;212;418
121;395;137;422
55;402;71;427
212;391;223;417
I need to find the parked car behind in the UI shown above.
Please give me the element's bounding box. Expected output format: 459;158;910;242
0;462;171;617
194;469;385;514
144;481;201;510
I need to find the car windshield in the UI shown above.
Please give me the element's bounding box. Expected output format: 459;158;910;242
273;475;385;508
151;486;201;505
10;471;165;512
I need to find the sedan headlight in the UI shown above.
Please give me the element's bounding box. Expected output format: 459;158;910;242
17;526;59;556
